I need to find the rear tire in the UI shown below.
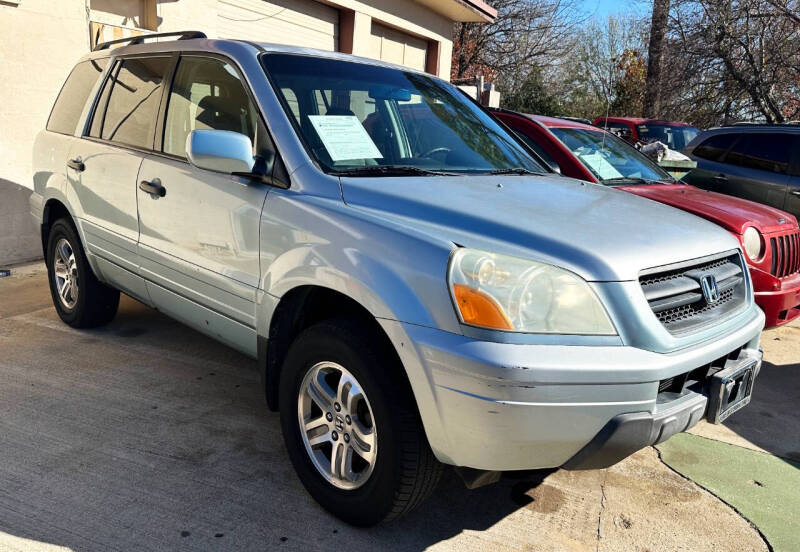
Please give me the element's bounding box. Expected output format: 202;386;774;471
46;218;119;328
279;318;443;526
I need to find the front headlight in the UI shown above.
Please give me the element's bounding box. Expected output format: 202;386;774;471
742;227;763;260
448;248;616;335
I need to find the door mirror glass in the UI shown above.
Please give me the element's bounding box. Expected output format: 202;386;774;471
186;129;255;174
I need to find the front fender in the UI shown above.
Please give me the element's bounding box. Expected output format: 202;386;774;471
259;190;461;334
258;189;465;462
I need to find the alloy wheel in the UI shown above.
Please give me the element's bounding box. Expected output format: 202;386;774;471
53;238;79;310
297;361;378;490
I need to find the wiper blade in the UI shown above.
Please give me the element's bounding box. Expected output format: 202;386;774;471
603;177;652;184
487;167;540;175
333;165;458;177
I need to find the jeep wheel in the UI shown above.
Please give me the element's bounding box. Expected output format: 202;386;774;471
46;219;119;328
279;318;443;526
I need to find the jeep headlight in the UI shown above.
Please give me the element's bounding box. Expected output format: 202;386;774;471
447;249;616;335
742;226;763;260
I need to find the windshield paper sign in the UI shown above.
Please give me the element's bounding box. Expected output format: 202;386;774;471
308;115;383;161
578;152;624;180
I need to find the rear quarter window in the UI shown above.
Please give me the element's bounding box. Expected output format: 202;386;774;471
47;59;108;135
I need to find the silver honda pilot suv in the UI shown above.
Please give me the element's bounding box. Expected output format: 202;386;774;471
31;32;765;525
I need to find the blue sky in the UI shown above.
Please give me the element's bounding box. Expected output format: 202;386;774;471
579;0;649;19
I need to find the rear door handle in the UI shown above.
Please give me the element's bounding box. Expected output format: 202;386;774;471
712;174;728;183
67;157;85;172
791;190;800;197
139;178;166;198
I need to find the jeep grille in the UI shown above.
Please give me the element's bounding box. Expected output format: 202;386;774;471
769;231;800;278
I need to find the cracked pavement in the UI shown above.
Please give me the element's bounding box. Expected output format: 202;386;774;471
0;263;795;551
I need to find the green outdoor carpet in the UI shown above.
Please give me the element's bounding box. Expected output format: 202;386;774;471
657;433;800;552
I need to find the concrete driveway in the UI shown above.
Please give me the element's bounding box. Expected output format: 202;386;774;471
0;263;796;551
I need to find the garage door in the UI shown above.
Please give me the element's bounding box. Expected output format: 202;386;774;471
217;0;338;51
369;23;428;71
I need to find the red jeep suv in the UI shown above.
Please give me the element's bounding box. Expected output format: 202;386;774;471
494;109;800;327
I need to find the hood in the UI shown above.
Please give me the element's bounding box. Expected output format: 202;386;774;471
341;174;739;282
619;183;798;235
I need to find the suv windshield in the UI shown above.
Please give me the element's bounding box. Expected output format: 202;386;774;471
550;127;673;184
261;54;544;175
636;124;699;151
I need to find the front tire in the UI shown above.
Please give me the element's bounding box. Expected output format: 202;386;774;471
46;218;119;328
279;318;443;526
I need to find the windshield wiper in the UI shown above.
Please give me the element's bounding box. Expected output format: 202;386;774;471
486;167;541;175
332;166;458;177
603;177;656;185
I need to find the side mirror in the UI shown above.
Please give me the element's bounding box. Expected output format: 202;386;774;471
186;130;255;174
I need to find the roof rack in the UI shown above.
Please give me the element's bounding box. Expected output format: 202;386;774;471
93;30;207;52
729;121;800;127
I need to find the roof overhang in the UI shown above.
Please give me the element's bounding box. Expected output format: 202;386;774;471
414;0;497;23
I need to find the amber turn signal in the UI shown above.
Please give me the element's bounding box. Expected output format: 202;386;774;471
452;284;514;330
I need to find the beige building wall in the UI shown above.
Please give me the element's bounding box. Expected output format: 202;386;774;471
0;0;88;191
332;0;453;78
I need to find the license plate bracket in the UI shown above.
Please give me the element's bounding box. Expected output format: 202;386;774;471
707;359;757;424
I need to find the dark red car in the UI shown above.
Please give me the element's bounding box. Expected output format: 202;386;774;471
594;116;700;151
493;109;800;327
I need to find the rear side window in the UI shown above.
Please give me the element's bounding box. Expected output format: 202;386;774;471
724;133;792;174
47;59;108;135
92;57;170;149
692;133;738;162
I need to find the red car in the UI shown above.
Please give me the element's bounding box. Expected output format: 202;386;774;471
593;116;700;151
493;109;800;328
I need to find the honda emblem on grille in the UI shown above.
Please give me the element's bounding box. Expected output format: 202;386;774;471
700;274;720;303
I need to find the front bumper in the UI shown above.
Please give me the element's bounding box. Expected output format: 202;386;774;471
380;305;764;472
755;280;800;327
564;344;762;469
563;393;707;470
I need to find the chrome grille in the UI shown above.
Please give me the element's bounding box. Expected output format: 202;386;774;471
769;231;800;278
640;253;747;334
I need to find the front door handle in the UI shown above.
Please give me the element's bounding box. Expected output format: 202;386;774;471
139;178;166;198
712;174;728;183
67;158;85;172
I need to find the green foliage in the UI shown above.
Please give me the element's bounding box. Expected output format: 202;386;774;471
499;69;561;115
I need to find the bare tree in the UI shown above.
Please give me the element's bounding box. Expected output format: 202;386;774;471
552;15;648;116
451;0;583;86
662;0;800;125
643;0;670;117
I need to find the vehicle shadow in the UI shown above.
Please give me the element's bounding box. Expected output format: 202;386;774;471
0;294;552;552
723;358;800;465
